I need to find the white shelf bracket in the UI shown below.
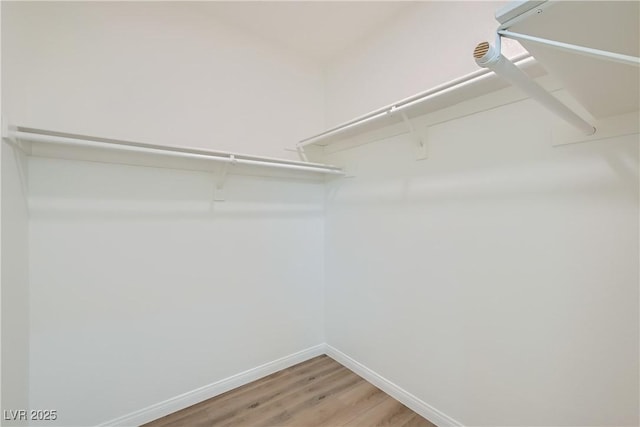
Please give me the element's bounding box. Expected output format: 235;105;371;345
1;117;21;149
392;107;427;160
2;118;30;200
498;30;640;67
213;154;236;202
2;116;10;140
296;146;309;162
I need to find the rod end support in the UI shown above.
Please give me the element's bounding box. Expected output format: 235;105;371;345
474;41;502;67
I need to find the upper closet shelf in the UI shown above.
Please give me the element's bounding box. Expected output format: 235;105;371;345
4;126;344;176
300;1;639;151
297;52;539;149
494;0;640;120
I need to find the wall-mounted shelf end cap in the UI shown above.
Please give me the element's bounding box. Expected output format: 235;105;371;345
1;117;17;140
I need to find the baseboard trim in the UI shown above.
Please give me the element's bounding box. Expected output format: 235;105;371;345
98;343;326;427
325;344;464;427
99;343;461;427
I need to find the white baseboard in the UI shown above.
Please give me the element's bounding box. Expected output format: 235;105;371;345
98;344;326;427
325;344;463;427
99;343;461;427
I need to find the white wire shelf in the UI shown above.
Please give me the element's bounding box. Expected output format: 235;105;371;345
6;126;345;176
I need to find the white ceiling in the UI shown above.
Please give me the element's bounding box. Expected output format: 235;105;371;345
194;1;416;63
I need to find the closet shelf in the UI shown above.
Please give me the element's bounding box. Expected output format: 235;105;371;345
493;0;639;120
5;126;344;176
299;1;639;151
297;52;539;149
472;1;639;138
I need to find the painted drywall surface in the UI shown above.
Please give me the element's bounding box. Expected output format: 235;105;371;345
27;158;325;426
323;1;525;127
322;98;639;425
2;1;324;159
1;142;30;425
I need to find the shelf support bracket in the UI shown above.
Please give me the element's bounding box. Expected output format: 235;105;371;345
213;155;236;202
392;107;427;160
1;117;21;150
296;146;309;162
2;117;30;201
498;30;640;67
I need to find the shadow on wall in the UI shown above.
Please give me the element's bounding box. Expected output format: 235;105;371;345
27;156;326;221
326;136;639;207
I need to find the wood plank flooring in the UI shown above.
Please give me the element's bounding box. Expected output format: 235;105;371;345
143;355;435;427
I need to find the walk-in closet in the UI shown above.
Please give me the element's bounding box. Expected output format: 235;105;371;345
1;1;638;426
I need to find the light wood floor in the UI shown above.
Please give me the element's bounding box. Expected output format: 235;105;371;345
144;355;436;427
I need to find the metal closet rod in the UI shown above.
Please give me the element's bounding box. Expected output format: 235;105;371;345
10;127;344;175
474;36;596;136
297;52;534;148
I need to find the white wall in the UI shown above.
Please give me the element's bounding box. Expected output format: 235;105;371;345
324;1;525;127
321;91;639;425
3;2;639;427
2;1;324;158
325;2;640;425
1;2;328;425
27;157;325;426
322;5;638;423
1;142;30;426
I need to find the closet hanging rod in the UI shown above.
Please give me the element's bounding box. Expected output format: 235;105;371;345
474;38;596;135
499;30;640;67
9;127;344;175
297;52;533;148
